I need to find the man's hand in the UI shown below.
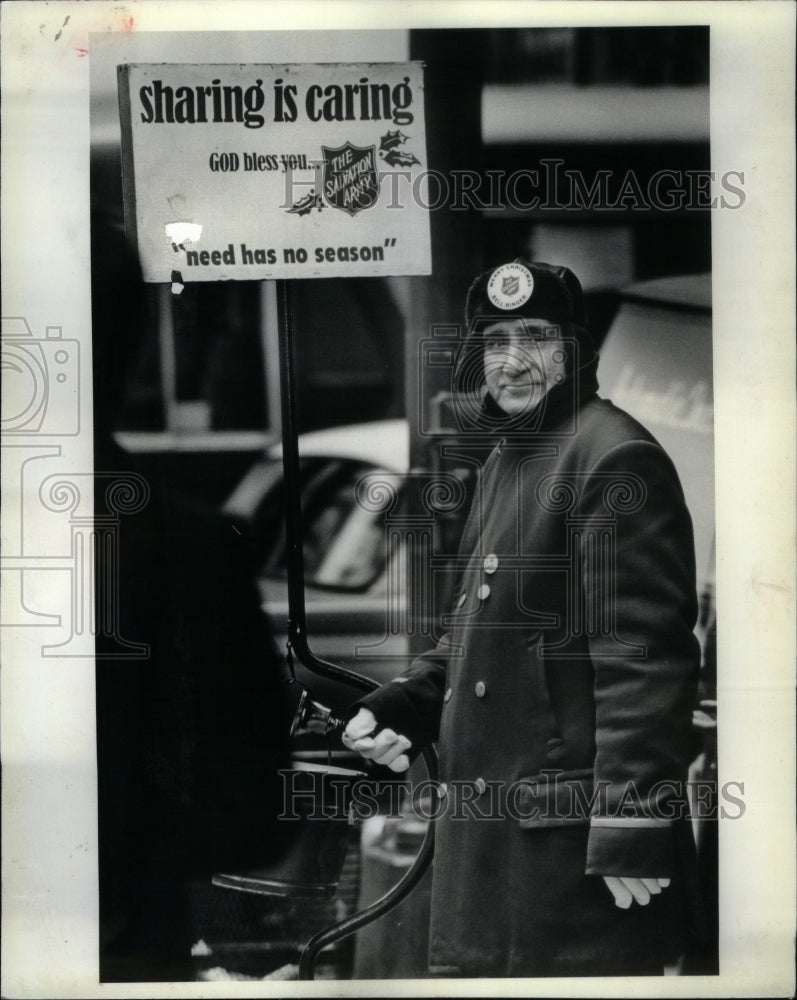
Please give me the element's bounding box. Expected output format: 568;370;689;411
341;707;412;772
602;876;670;908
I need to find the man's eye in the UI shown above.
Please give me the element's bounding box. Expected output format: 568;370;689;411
485;336;508;349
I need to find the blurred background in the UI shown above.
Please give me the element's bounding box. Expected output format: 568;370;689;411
92;25;716;982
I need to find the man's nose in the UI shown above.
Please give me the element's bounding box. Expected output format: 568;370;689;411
501;343;534;371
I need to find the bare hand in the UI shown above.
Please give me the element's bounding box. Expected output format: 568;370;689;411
602;876;670;908
341;707;411;772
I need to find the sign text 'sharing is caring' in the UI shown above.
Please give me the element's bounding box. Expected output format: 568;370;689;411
118;63;431;282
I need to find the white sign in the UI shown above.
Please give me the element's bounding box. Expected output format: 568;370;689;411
118;62;431;282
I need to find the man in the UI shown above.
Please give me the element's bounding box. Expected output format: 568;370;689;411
343;259;701;977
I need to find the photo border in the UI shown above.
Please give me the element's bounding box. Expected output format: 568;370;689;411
2;2;794;997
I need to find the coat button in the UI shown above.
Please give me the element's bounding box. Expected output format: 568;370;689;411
444;687;452;703
483;553;498;574
477;583;490;600
474;681;486;698
475;777;487;795
456;591;467;609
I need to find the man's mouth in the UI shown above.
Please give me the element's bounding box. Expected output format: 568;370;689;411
500;375;539;390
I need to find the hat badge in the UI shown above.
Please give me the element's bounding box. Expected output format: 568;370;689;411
487;262;534;311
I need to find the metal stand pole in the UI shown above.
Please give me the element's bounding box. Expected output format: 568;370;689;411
274;279;438;980
275;279;376;692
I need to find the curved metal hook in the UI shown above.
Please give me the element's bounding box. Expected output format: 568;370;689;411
298;745;438;981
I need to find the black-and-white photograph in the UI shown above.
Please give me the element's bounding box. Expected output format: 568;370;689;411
1;3;795;997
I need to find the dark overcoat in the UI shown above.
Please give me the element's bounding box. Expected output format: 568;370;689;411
360;386;702;976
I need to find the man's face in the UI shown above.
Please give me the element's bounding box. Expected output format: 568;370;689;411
482;317;567;417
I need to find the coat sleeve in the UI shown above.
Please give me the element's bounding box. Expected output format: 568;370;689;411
351;639;449;752
580;439;700;878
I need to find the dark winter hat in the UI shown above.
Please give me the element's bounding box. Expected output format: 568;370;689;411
465;259;586;331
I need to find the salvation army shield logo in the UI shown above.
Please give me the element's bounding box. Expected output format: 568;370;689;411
321;142;380;216
502;274;520;298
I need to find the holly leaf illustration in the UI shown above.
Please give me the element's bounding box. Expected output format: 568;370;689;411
379;129;411;152
286;192;324;216
382;148;421;168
